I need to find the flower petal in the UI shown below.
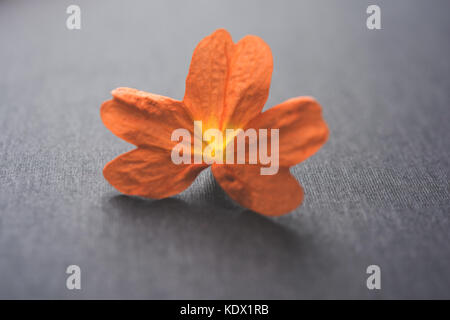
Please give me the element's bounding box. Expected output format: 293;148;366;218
211;164;303;216
183;29;273;130
101;87;193;150
245;96;329;167
104;147;206;199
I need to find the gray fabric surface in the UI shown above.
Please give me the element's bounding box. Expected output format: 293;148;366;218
0;0;449;299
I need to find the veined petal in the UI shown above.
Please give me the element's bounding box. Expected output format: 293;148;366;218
104;148;206;199
183;29;233;130
245;96;329;167
101;87;194;150
220;34;273;130
183;29;273;131
211;164;303;216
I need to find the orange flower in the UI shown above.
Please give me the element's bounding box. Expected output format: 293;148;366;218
101;29;329;216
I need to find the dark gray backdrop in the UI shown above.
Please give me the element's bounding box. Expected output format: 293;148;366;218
0;0;449;299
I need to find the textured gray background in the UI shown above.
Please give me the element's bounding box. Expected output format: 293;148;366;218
0;0;449;299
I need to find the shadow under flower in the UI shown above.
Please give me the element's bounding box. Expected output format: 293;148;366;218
99;171;318;298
